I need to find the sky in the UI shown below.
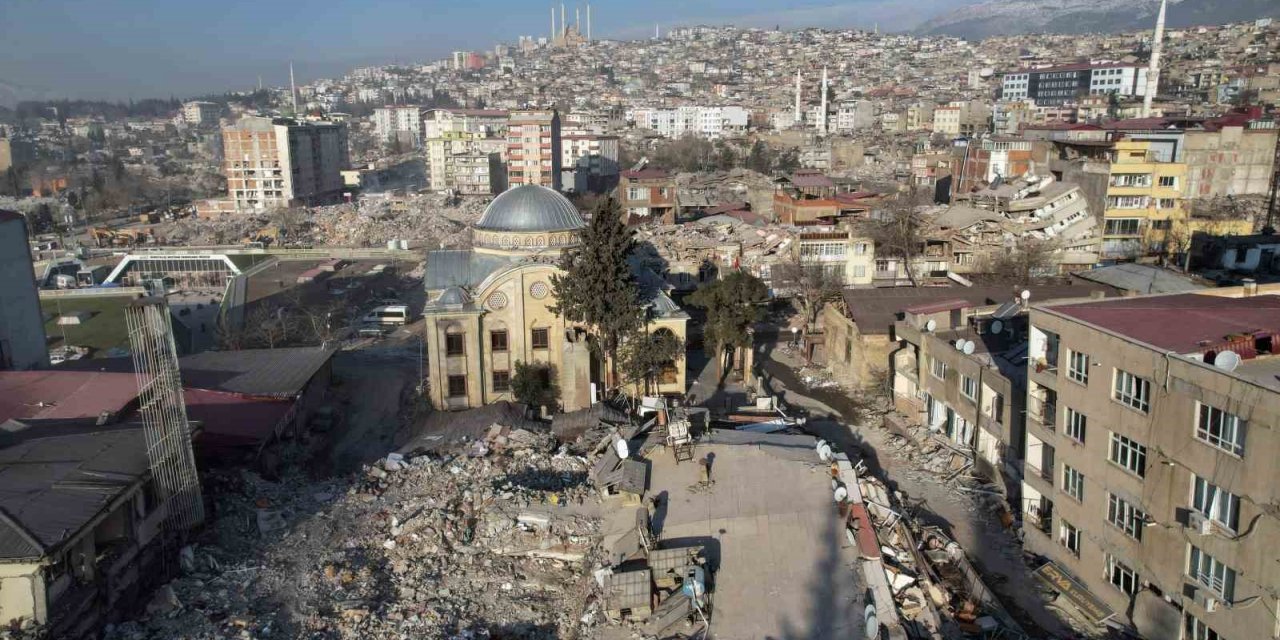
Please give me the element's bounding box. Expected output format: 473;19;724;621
0;0;970;104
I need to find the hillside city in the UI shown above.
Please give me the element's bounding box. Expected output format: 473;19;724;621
0;2;1278;639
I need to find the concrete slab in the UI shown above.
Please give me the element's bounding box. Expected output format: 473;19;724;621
602;440;867;640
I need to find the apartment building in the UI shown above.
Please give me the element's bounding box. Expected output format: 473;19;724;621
1022;291;1280;640
422;108;509;140
835;100;875;132
796;228;875;286
625;106;750;139
906;103;937;132
1101;139;1188;260
425;131;506;195
560;133;620;194
373;105;426;147
221;116;349;212
1001;63;1148;106
933;100;991;137
181;101;219;127
619;168;678;223
507;110;561;190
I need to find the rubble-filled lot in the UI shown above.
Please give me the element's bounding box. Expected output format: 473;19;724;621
106;439;602;640
156;193;490;248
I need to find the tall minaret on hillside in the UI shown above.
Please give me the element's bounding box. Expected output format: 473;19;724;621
820;66;829;134
1142;0;1167;118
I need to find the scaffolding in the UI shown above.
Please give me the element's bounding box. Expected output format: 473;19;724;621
126;298;205;531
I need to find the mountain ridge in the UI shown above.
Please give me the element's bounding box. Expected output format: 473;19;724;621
917;0;1280;39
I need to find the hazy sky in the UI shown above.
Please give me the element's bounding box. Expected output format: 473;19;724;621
0;0;968;103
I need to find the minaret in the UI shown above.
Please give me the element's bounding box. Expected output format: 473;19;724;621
551;6;556;42
1142;0;1167;118
794;70;802;124
289;62;299;115
820;66;829;134
561;4;566;37
587;4;591;41
655;23;659;39
575;6;580;34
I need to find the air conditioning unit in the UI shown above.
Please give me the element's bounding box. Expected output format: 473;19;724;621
1187;512;1214;536
1190;588;1221;613
1205;598;1220;613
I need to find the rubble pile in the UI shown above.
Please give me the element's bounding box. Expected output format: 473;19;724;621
155;193;489;248
105;445;602;640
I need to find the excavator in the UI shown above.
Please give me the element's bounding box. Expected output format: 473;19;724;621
90;227;154;248
242;225;283;247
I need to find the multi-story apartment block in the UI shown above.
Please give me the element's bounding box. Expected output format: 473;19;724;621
797;228;875;286
1022;290;1280;640
373;105;427;148
625;106;749;139
1101;139;1188;260
425;131;505;195
933;100;991;137
619;168;678;223
507;110;561;190
221;116;349;212
181;101;220;127
423;108;509;141
906;103;937;132
560;133;620;194
835;101;875;132
1001;63;1149;106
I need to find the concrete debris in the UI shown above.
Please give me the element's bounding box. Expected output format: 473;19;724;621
154;192;489;248
104;444;601;640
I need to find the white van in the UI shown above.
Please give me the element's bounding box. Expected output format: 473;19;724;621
361;305;410;326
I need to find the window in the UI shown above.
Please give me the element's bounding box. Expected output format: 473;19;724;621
1106;554;1139;595
1067;350;1089;384
1105;218;1143;235
1157;198;1177;210
854;242;869;256
1195;403;1246;456
961;375;977;401
1192;475;1241;532
490;330;508;352
1184;614;1223;640
1108;196;1149;210
1158;175;1177;188
531;327;550;350
445;333;465;357
875;259;893;272
852;265;866;279
1060;520;1081;556
1113;370;1150;412
1109;433;1148;477
1112;173;1152;187
931;357;948;380
447;375;467;398
1065;408;1087;444
492;370;510;392
1063;465;1084;502
1187;545;1236;601
626;187;645;200
1107;493;1147;540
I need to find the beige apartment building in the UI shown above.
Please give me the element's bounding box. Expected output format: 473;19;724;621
222;116;349;212
507;110;562;190
1021;290;1280;639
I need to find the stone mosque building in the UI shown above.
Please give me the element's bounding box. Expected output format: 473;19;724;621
422;185;688;411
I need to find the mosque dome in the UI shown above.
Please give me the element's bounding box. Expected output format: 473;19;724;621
475;185;586;233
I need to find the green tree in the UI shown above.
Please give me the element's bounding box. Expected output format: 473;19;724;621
550;198;642;388
617;327;684;395
688;271;768;375
511;361;561;413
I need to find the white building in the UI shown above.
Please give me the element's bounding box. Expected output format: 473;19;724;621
221;116;349;212
835;101;875;132
626;106;749;139
181;101;219;127
560;134;620;194
373;105;426;147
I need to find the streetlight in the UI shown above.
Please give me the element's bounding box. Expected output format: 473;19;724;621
790;326;799;347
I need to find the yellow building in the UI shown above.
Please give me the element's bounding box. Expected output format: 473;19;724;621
422;185;688;411
1101;139;1189;260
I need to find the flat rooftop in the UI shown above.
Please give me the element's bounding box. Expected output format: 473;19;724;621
1048;293;1280;355
601;433;865;639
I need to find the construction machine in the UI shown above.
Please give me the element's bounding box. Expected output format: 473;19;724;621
242;226;283;247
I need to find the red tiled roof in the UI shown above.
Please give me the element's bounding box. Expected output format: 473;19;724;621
0;371;139;424
1051;294;1280;354
787;173;834;189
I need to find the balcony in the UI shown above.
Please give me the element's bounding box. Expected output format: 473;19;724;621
1025;504;1054;536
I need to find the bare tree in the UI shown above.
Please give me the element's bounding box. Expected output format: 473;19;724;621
869;189;933;287
979;238;1057;283
772;244;843;332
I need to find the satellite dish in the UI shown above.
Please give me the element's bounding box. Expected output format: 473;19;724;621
834;485;849;504
865;604;879;639
954;339;965;351
1213;351;1242;372
1020;289;1031;301
963;341;976;355
925;319;937;332
614;439;630;460
817;441;833;462
990;320;1005;335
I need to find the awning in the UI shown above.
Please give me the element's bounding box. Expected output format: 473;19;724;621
1034;561;1116;625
